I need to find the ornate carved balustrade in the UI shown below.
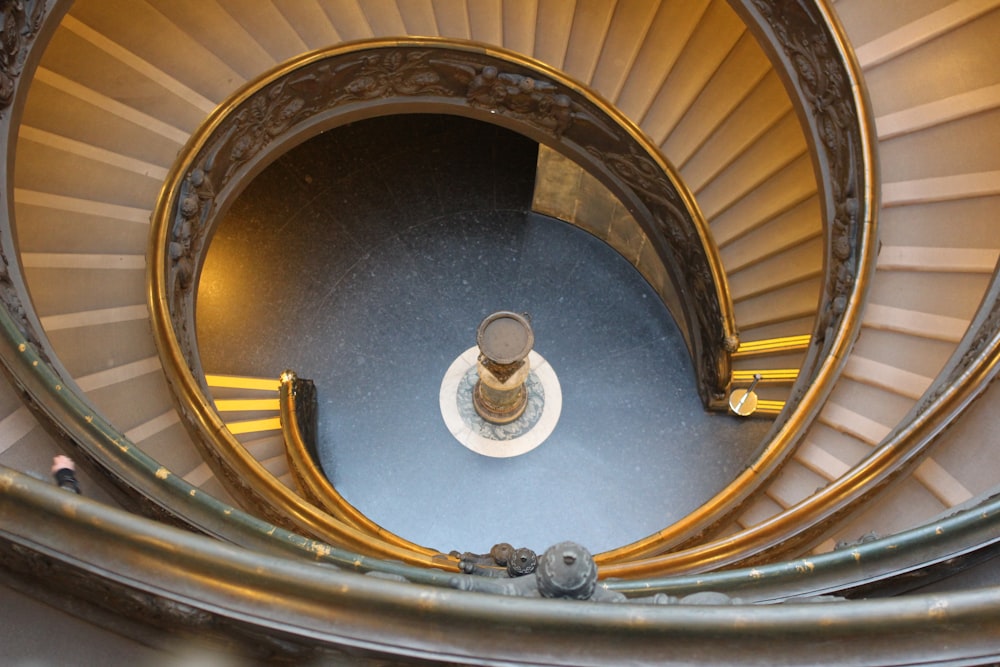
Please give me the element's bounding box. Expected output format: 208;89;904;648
152;39;736;411
145;21;876;567
729;0;878;427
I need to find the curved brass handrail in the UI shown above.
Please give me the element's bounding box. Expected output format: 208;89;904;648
6;0;871;581
0;0;472;584
279;371;444;558
0;307;463;583
4;465;1000;666
596;266;1000;578
594;0;880;565
162;357;458;568
604;488;1000;600
146;37;749;562
153;39;735;407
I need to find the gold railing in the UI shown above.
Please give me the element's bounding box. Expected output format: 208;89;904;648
279;371;446;559
146;37;749;563
0;0;877;582
5;463;1000;664
143;20;875;570
593;0;881;566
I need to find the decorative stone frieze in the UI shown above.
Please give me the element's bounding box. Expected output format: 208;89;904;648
157;40;735;409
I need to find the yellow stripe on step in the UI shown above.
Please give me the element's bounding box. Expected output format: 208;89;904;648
214;398;280;412
733;335;811;358
226;417;282;434
732;369;799;383
205;375;279;391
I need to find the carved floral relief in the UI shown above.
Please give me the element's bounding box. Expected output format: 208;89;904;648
165;43;734;408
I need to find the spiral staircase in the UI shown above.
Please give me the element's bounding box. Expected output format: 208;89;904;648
1;0;1000;664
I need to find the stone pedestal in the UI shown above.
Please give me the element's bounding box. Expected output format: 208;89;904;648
473;312;534;424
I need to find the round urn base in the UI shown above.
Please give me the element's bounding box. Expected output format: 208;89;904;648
473;380;528;424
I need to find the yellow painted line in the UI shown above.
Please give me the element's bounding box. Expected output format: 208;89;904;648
226;417;282;435
732;369;799;383
754;400;786;415
214;398;280;412
733;335;811;358
205;374;279;391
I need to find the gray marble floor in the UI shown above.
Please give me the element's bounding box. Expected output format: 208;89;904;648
198;115;771;556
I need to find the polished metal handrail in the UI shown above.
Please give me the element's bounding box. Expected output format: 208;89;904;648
3;465;1000;666
279;371;449;560
3;0;873;576
605;488;1000;601
594;0;881;565
145;37;751;562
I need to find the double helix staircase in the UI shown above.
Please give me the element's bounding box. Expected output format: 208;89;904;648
2;0;1000;663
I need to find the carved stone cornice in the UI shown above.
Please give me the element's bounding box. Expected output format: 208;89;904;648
0;0;46;115
0;0;50;353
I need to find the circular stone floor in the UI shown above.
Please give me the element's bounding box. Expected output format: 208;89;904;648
307;210;772;555
198;115;771;556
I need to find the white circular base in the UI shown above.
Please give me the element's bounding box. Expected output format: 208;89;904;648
439;346;562;458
